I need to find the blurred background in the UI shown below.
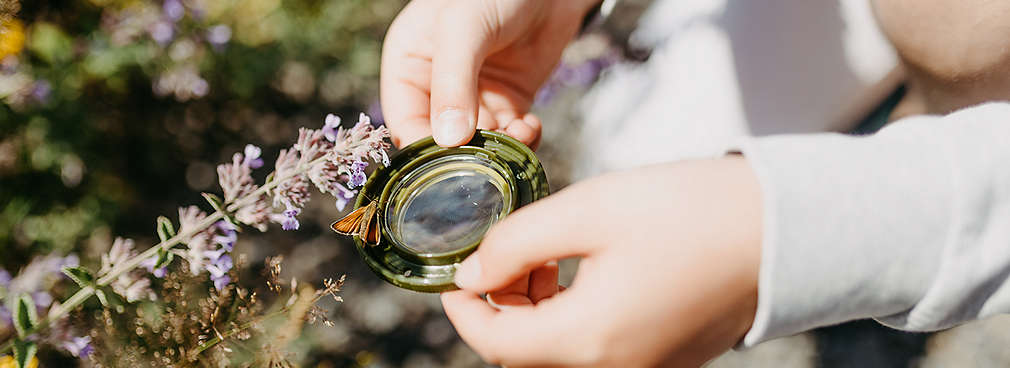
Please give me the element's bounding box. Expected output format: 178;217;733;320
3;0;1010;367
0;0;486;366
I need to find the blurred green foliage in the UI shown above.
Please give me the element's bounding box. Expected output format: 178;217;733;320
0;0;406;268
0;2;507;366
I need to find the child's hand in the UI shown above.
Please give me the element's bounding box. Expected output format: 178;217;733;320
379;0;600;148
442;157;763;367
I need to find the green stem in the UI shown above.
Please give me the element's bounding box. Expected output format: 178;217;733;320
95;212;225;286
224;156;328;212
193;305;292;355
0;153;334;355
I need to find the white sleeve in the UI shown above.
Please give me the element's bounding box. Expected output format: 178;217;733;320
736;102;1010;347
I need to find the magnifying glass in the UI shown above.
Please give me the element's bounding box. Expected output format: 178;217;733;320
335;130;549;292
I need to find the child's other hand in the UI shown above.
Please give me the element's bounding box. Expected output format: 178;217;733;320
442;157;762;367
379;0;599;149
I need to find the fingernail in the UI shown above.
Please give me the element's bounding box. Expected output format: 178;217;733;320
453;257;481;290
435;109;471;146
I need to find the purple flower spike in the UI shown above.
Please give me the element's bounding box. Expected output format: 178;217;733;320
140;255;156;269
33;291;53;309
281;208;300;230
150;20;174;45
217;219;237;232
349;171;366;188
0;306;11;326
206;254;233;291
61;254;80;268
214;220;238;251
63;336;93;358
210;254;233;275
323;114;341;142
204;248;226;262
335;185;357;211
213;230;236;243
348;160;368;188
140;256;167;278
206;25;232;48
243;144;264;169
0;269;10;288
213;235;236;251
163;0;185;22
31;80;51;104
212;274;231;291
367;100;384;125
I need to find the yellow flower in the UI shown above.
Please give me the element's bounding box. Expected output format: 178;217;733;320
0;355;39;368
0;18;25;59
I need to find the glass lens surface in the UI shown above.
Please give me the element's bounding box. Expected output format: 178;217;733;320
385;155;510;254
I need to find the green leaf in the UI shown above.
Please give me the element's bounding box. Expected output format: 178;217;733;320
202;192;240;227
12;294;38;338
13;339;37;368
156;216;176;242
27;22;72;64
94;289;108;308
61;266;95;288
224;215;241;228
264;172;275;184
94;286;126;312
154;248;174;270
202;192;225;212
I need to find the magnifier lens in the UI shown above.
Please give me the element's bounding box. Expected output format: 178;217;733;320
348;131;547;292
385;155;512;255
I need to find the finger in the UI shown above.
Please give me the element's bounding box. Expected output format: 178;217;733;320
487;272;530;309
379;25;435;148
429;3;489;147
388;117;434;148
503;114;542;149
441;290;586;366
479;86;522;127
528;261;559;303
476;104;499;131
380;69;435;148
453;190;600;292
486;292;534;309
524;113;543;149
495;272;530;295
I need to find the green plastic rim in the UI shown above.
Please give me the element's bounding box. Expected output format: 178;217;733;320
348;130;549;292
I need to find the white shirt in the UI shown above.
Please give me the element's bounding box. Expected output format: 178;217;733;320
573;0;1010;347
576;0;898;179
735;103;1010;345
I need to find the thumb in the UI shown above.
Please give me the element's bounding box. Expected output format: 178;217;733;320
453;192;600;292
429;2;491;147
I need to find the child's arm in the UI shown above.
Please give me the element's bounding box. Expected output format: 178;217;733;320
446;102;1010;365
734;102;1010;346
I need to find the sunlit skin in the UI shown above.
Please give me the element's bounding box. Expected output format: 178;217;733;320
872;0;1010;119
444;158;761;367
380;0;1010;366
381;2;760;366
380;0;599;149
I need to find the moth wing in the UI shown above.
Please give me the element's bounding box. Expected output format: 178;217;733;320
331;205;367;235
358;201;380;245
364;212;381;245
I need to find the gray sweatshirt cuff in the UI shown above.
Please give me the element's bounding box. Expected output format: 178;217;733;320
734;102;1010;347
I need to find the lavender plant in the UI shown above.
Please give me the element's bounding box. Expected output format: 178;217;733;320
0;113;390;367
